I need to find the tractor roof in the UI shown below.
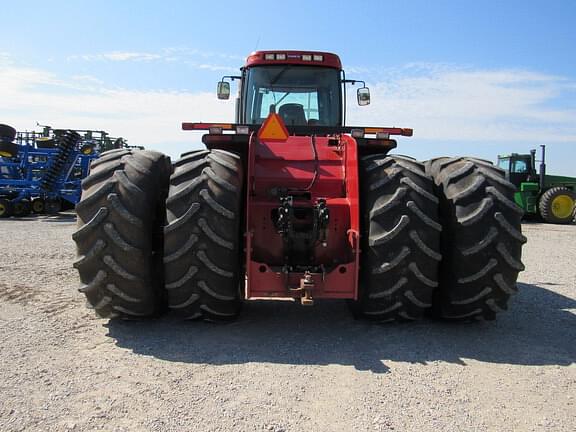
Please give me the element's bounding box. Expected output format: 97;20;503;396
244;50;342;70
498;153;531;158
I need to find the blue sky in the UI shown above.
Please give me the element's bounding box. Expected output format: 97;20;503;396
2;0;575;174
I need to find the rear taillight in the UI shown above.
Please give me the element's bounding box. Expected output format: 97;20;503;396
236;125;249;135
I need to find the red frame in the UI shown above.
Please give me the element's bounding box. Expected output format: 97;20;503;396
244;133;360;300
180;122;416;302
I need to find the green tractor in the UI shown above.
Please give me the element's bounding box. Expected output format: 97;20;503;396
497;145;575;224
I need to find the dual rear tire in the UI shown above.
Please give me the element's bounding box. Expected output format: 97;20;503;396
73;149;171;318
353;154;525;321
163;150;244;321
73;149;524;322
73;148;244;321
424;157;526;320
353;155;441;321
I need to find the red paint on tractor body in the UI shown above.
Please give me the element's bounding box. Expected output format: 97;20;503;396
244;132;360;300
244;51;342;70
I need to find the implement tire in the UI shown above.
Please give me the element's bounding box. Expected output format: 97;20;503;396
32;198;45;214
425;157;526;321
538;187;575;224
45;198;62;215
12;199;31;217
0;198;12;218
36;137;56;149
0;124;16;142
73;149;171;319
354;154;441;321
0;142;18;158
164;149;244;321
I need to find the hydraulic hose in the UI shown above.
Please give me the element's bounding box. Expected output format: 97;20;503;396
303;135;319;191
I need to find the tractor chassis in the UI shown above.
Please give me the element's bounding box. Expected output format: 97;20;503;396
244;132;361;303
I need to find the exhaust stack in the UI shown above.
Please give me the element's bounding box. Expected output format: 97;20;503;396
539;145;546;190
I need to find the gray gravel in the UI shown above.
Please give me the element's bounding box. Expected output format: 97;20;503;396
0;214;574;431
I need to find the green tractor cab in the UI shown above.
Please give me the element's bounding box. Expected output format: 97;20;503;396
497;146;576;224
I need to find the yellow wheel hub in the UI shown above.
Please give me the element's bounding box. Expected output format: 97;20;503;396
0;203;5;215
551;194;574;219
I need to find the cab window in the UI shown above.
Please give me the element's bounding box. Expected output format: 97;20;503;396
243;65;341;126
512;160;528;173
498;158;509;170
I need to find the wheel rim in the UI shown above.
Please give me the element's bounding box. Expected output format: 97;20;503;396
551;195;574;219
0;203;6;216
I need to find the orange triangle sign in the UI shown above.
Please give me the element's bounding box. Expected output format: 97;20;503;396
258;112;289;142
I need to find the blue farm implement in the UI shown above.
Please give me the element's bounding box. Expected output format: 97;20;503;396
0;124;129;217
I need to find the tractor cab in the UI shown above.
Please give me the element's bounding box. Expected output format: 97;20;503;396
497;152;537;187
185;51;409;156
217;51;370;129
241;64;341;126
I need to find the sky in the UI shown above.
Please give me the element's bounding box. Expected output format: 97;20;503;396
1;0;575;175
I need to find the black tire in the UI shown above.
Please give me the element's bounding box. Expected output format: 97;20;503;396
45;198;62;215
538;187;575;224
31;198;45;214
12;199;31;217
73;148;171;319
61;199;76;211
0;124;16;142
353;154;441;321
35;137;56;149
164;149;244;321
0;142;18;158
425;157;526;320
180;149;205;158
0;198;12;218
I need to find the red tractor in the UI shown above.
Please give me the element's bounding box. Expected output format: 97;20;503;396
73;50;526;322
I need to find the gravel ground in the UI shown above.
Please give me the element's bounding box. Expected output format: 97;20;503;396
0;214;574;432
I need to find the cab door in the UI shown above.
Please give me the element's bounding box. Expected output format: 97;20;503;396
508;156;531;187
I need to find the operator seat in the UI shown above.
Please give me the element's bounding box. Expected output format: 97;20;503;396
278;103;307;126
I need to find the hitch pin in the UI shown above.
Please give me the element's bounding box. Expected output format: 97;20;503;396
300;272;315;306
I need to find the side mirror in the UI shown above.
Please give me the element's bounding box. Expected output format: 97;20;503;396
217;81;230;100
357;87;370;106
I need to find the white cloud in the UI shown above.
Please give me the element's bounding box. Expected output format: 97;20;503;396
0;63;234;158
163;47;244;61
195;63;238;72
70;74;105;85
0;51;13;64
1;60;575;166
86;51;164;62
67;48;242;73
347;65;576;143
